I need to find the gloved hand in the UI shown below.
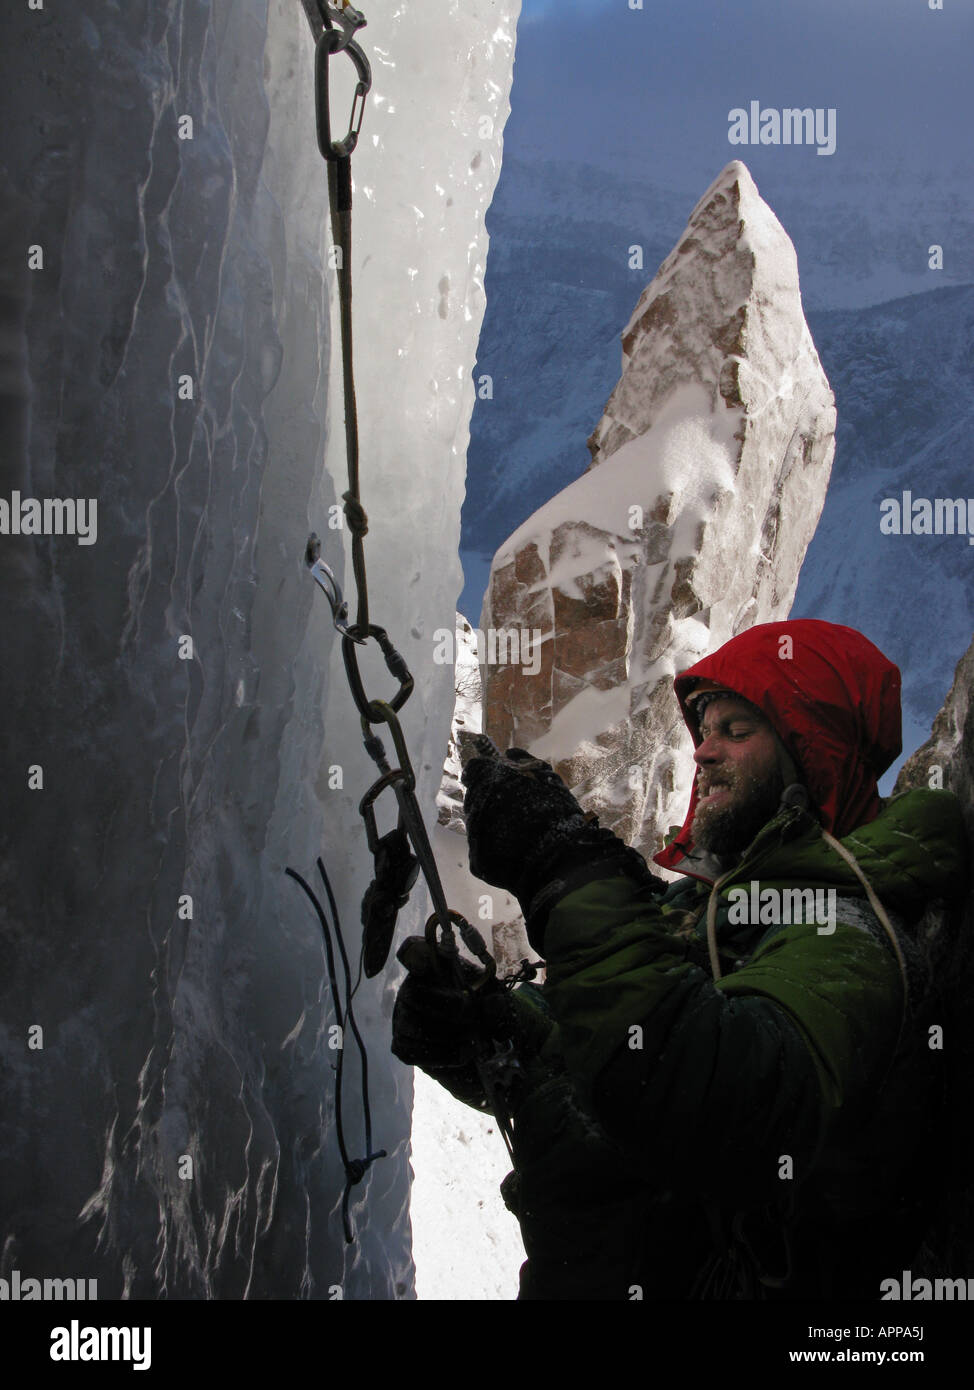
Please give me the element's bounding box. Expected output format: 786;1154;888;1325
462;749;591;899
462;748;664;953
391;933;556;1112
391;934;498;1072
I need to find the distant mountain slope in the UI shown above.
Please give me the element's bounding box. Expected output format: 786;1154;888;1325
793;284;974;768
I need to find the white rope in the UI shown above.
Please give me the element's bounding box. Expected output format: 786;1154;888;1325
820;828;910;1017
705;827;910;1025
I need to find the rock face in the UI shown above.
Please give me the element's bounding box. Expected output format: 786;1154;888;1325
482;160;836;860
895;639;974;816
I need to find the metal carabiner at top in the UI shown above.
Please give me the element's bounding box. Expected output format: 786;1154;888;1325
305;533;366;643
315;11;372;162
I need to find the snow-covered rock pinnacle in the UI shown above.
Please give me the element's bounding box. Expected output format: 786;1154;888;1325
481;160;836;861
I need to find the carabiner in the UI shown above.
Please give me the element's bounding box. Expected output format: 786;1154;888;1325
315;15;371;162
321;3;367;53
341;631;414;723
424;909;497;987
305;534;366;643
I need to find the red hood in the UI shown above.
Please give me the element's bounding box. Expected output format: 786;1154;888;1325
653;620;902;873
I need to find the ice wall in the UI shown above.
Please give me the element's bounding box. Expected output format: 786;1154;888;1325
0;0;517;1298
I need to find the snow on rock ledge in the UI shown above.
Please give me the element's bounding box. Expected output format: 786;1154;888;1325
482;161;836;860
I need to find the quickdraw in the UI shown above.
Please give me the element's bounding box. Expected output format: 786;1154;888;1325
287;2;519;1243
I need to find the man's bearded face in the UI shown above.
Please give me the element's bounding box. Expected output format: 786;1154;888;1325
690;696;785;858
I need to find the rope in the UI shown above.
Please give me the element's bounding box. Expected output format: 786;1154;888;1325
291;1;521;1235
285;860;387;1243
705;878;723;981
325;151;370;629
819;828;910;1015
703;824;910;1025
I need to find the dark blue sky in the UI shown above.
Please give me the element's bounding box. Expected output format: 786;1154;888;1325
512;0;971;187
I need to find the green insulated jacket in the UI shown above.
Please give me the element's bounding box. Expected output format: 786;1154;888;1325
500;787;966;1300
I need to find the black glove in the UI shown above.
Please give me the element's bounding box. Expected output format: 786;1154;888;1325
392;933;559;1114
391;935;494;1072
392;934;545;1110
462;749;590;899
462;749;664;953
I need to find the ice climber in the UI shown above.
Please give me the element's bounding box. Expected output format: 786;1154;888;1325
391;619;967;1299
